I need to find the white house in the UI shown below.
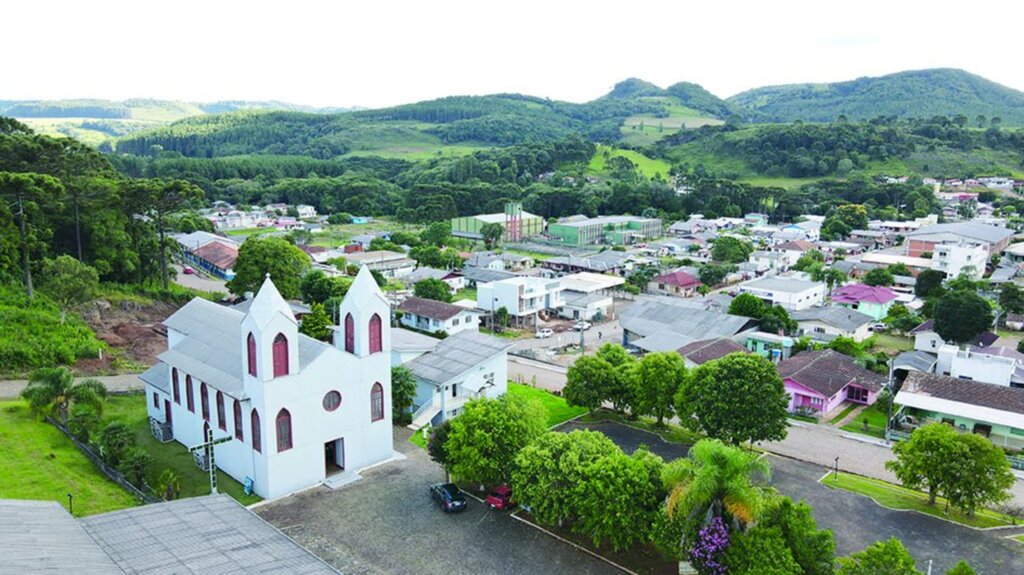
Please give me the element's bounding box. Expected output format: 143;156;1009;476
748;250;793;273
910;320;998;353
405;331;514;429
789;306;874;342
933;242;986;280
139;268;395;499
477;276;565;321
295;205;317;218
736;275;826;311
404;267;466;293
935;345;1024;387
398;296;480;336
390;327;440;367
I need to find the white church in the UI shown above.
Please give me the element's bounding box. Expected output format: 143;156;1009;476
140;267;395;499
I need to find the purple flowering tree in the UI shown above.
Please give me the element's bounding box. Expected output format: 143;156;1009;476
690;516;729;575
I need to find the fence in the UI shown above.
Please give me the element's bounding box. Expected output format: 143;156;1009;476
46;416;158;504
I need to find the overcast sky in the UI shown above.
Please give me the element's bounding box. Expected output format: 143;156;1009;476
6;1;1023;109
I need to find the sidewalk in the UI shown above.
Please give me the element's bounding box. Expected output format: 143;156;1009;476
0;373;145;400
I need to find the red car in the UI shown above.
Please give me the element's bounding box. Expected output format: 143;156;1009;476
485;485;514;510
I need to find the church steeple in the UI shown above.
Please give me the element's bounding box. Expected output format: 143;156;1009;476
335;266;390;357
241;274;299;381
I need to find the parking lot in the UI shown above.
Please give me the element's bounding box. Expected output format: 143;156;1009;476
255;428;620;575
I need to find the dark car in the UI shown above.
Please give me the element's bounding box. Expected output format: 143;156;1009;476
430;483;467;512
485;485;514;510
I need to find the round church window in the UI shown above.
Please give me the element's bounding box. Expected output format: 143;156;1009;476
323;390;342;412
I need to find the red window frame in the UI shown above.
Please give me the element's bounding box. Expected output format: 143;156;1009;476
185;375;195;413
369;313;382;354
371;382;384;422
247;332;257;377
152;392;159;408
233;400;243;441
251;409;262;453
344;313;355;353
172;368;180;404
272;333;289;377
216;391;226;431
200;382;210;421
276;408;292;452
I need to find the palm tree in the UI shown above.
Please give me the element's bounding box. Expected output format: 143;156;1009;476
810;265;847;296
663;439;771;537
20;367;107;423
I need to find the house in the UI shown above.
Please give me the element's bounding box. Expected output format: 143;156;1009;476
935;345;1024;387
345;250;416;278
541;251;632;276
859;253;933;274
905;221;1014;257
910;320;998;353
620;299;758;352
3;495;335;574
790;306;874;342
894;371;1024;450
390;327;440;367
501;253;534;271
848;229;891;249
558;272;625;321
139;268;394;499
296;204;317;218
461;266;517;287
744;213;769;227
404;267;465;293
736;276;826;311
477;276;565;324
648;270;702;297
785;220;822;242
1007;313;1024;331
748;250;792;273
744;331;794;361
778;350;886;415
932;242;986;279
174;231;241;280
465;252;505;271
398;296;480;336
405;331;513;429
676;338;747;367
775;240;818;257
829;284;897;321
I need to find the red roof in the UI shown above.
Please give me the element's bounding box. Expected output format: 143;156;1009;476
193;241;238;271
831;283;897;305
652;271;702;289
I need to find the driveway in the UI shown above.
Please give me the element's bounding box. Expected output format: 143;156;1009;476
254;429;620;575
0;373;143;400
557;420;689;462
171;264;228;293
768;455;1024;574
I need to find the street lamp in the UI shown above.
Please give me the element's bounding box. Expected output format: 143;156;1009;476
67;493;73;515
833;456;840;480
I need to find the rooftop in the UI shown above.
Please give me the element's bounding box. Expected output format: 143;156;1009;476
651;270;702;288
676;338;747;365
790;306;874;331
621;299;757;347
907;221;1014;244
909;320;999;347
831;283;898;305
740;276;823;294
778;349;885;397
558;271;626;293
898;371;1024;425
776;240;818;252
406;331;514;385
554;215;659;228
391;327;443;352
399;296;472;321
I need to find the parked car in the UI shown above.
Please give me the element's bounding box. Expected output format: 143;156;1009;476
182;266;195;275
573;321;592;331
485;485;514;510
535;328;554;339
430;483;467;513
869;323;887;332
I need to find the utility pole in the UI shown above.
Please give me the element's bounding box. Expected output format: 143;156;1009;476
18;196;33;298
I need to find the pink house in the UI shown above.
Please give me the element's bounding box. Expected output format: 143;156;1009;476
777;350;886;415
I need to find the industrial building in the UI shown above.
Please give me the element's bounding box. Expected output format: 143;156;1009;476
546;215;662;246
451;202;545;241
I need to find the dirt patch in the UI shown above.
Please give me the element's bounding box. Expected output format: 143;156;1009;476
76;298;178;375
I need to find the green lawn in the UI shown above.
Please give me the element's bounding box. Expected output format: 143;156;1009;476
452;287;477;303
0;401;139;516
840;403;889;439
409;428;428;449
790;413;820;424
507;383;587;428
827;402;859;425
871;333;914;354
821;471;1014;529
103;395;261;506
587;144;671;179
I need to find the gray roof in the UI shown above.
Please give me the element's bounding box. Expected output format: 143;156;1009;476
741;276;822;294
632;332;694;352
406;331;514;385
790;306;873;332
405;267;457;283
79;495;337;574
139;362;169;394
989;265;1018;284
161;299;327;398
906;222;1014;245
232;298;311;316
391;328;442;352
0;500;123;574
832;260;879;274
462;267;517;284
621;299;757;347
893;350;939;373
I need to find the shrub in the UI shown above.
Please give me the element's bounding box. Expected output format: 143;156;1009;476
118;447;153;488
0;285;104;373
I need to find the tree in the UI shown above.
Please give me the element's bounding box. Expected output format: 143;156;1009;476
427;419;452;474
760;305;796;335
632;351;687;426
67;403;101;443
327;212;353;225
479;222;504;249
20;366;106;423
711;236;752;264
595;343;638;413
723;527;802;575
0;172;64;297
681;353;789;445
946;561;976;575
126;179;203;288
298;302;332;341
914;269;945;298
792;250;825;272
98;421;135;467
999;282;1024;314
564;355;615;413
885;422;959;505
662;439;770;553
391;366;417;424
758;495;835;575
300;269;351;304
413;278;452;302
836;538;921;575
445;394;547;486
119;447;153;488
862;267;894;287
943;431;1015;516
728;293;767;318
932;290;993;345
226;236;311;299
39;255;99;323
809;265;847;294
699;263;735;287
420;221;452;246
156;469;181;501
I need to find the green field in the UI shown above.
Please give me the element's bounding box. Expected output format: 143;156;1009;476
588;144;672;179
103;395;261;505
619;98;724;146
840;403;889;439
827;402;859;425
822;471;1014;529
508;383;588;428
0;401;139;516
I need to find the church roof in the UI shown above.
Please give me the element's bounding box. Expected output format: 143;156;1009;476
161;299;326;397
139;361;169;394
246;275;297;330
349;265;390;307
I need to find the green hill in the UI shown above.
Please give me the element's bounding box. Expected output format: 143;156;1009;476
729;68;1024;125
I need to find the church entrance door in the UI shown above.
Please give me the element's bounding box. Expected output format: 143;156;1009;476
325;438;345;475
